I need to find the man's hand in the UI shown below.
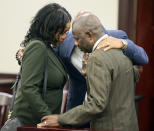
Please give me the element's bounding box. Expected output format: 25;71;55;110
97;36;124;51
37;115;60;128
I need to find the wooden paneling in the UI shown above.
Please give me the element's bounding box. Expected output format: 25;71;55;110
118;0;137;42
118;0;154;131
136;0;154;131
0;73;16;94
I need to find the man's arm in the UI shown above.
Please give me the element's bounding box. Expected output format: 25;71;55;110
56;30;148;66
38;53;112;127
104;30;149;65
123;39;148;65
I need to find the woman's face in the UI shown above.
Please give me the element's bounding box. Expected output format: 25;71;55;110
55;22;71;46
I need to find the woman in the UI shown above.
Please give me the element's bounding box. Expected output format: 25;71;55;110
10;3;71;126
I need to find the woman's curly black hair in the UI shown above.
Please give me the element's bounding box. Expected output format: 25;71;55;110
21;3;71;47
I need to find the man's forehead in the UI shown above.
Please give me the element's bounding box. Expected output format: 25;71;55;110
72;27;83;37
72;27;81;35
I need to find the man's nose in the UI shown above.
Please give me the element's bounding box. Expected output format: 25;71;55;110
75;41;79;46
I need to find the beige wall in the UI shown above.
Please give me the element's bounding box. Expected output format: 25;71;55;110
0;0;119;73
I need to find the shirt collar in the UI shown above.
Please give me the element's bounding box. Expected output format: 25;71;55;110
92;34;108;52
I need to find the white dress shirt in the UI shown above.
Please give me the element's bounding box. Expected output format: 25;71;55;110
71;46;84;73
92;34;108;51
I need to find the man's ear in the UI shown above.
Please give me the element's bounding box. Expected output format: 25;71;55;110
86;31;93;40
86;31;94;44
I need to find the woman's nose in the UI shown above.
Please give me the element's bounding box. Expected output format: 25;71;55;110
62;33;67;40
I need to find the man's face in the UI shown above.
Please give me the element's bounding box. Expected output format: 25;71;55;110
72;30;94;53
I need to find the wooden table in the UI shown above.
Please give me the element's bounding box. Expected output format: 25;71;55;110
17;126;89;131
17;126;117;131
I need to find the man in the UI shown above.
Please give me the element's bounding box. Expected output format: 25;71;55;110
38;14;139;131
55;11;148;112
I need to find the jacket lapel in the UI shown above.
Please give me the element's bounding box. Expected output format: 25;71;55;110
48;48;67;77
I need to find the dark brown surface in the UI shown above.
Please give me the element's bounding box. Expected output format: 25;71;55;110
17;126;89;131
0;73;16;94
0;73;17;79
17;126;118;131
118;0;154;131
0;79;15;94
118;0;137;42
136;0;154;131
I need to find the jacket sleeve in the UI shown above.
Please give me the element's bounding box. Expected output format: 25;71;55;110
58;55;111;126
107;30;149;65
21;41;52;120
124;39;149;65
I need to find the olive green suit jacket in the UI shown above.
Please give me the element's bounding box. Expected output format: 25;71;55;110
11;40;67;125
58;48;139;131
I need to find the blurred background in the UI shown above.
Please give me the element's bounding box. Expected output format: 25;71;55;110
0;0;119;73
0;0;153;131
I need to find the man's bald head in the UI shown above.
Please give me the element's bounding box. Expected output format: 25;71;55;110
72;14;104;37
72;14;104;53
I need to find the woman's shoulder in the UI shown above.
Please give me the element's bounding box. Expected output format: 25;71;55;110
23;39;47;57
24;39;47;53
26;39;46;49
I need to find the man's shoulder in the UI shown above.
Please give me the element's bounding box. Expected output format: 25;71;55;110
91;48;122;59
88;48;133;76
88;49;111;65
88;48;127;67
